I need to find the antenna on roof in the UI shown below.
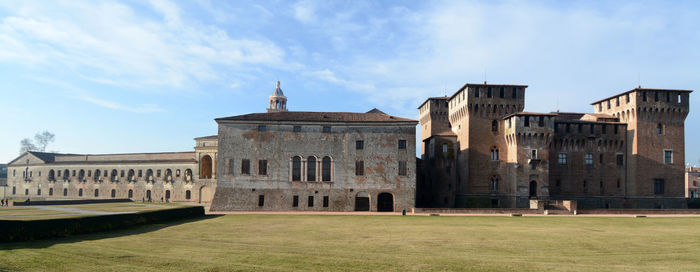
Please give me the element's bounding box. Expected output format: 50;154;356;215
484;66;487;84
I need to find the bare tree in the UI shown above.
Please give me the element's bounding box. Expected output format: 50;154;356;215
19;138;37;154
19;131;56;154
34;131;55;152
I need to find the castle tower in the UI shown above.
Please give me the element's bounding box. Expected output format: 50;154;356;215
267;81;287;112
591;87;692;208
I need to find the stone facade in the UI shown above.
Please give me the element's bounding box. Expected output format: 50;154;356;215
210;110;418;212
687;167;700;198
6;138;218;204
419;83;692;209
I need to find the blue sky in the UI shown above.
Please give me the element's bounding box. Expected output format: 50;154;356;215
0;0;699;166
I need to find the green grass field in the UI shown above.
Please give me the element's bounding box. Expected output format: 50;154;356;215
2;215;700;271
0;202;185;220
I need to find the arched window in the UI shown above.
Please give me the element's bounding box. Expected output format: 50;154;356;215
165;169;173;182
63;169;70;180
292;156;301;181
657;123;664;135
48;169;55;181
200;155;213;179
307;156;317;182
490;146;499;161
490;176;499;193
111;169;118;182
185;169;193;182
492;120;498;132
185;190;191;200
128;169;135;182
94;169;101;181
146;169;154;182
128;189;133;198
78;169;85;181
322;156;332;182
176;169;181;177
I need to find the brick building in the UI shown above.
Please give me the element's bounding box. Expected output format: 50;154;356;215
418;82;692;209
210;82;418;212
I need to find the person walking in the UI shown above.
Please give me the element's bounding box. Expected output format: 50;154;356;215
1;198;4;207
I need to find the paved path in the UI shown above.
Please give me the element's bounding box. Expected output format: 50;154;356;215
33;205;138;215
208;211;700;217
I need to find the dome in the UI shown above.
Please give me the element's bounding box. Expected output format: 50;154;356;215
272;81;285;97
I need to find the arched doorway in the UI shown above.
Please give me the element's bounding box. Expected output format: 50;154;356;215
199;185;212;204
377;192;394;212
200;155;212;179
529;181;537;198
355;192;370;211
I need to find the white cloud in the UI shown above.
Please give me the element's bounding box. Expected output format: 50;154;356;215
80;96;164;113
0;0;286;89
293;0;317;24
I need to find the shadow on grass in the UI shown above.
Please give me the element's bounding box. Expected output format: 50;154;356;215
0;215;223;249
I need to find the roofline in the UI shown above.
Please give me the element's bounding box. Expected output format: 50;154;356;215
14;159;198;166
417;96;449;109
503;112;558;119
9;151;196;166
590;87;693;105
449;82;529;100
194;135;217;140
216;119;418;125
7;152;45;166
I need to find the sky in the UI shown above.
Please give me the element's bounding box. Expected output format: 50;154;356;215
0;0;699;166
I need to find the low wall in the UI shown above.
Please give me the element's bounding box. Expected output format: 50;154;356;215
0;206;205;242
578;209;700;215
13;198;132;206
415;208;539;214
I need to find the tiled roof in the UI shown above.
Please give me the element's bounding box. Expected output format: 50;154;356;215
216;111;417;123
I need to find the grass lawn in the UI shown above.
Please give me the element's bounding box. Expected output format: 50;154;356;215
0;202;186;220
1;215;700;271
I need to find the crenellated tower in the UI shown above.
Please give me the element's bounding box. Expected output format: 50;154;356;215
591;87;691;208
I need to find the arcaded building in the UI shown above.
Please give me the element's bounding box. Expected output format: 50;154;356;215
210;82;418;212
6;137;218;204
418;82;692;209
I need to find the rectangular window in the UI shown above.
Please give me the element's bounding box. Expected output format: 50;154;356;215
323;196;329;207
590;124;595;134
578;124;582;133
566;124;570;133
616;154;624;166
602;125;607;134
399;161;407;176
614;125;618;134
508;119;511;128
258;160;268;175
599;154;604;164
293;195;299;207
654;91;659;102
398;140;407;149
138;170;142;177
72;170;76;176
585;153;593;165
308;196;314;207
157;170;161;177
538;117;544;127
293;126;301;132
475;87;480;97
355;161;364;176
258;125;267;131
558;153;568;164
356;140;364;150
499;87;504;98
643;91;647;101
607;100;611;109
654;179;665;194
531;149;537;159
487;87;492;98
626;94;630;103
242;159;251;174
616;97;620;106
664;150;673;164
322;126;331;133
12;186;16;195
512;88;517;98
258;195;265;206
120;170;125;177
